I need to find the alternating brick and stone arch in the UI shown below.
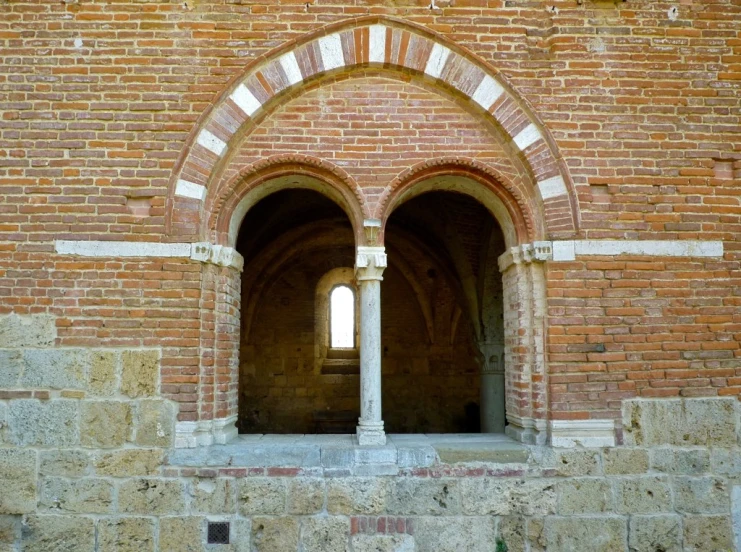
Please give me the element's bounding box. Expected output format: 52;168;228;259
166;16;579;244
169;16;581;446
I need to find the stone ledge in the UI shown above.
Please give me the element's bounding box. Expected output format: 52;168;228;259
167;434;530;474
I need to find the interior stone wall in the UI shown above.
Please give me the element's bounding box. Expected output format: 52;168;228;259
239;254;482;435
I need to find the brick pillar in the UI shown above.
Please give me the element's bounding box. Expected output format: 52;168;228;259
176;243;244;448
498;242;550;445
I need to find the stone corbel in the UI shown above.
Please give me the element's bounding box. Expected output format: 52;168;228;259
356;246;387;281
498;241;553;272
191;242;245;272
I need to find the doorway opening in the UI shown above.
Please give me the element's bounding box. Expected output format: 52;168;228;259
384;190;507;434
237;188;359;434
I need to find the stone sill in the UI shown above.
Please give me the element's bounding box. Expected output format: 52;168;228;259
166;433;528;475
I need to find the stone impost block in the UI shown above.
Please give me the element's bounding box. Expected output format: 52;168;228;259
327;477;389;515
388;477;461;516
121;349;159;398
21;515;95;552
0;350;22;387
252;516;299;552
21;349;87;389
351;535;415;552
299;516;349;552
287;478;324;514
683;515;734;551
238;478;286;515
158;517;203;552
118;478;185;515
0;313;56;348
649;448;709;475
413;517;496;552
0;449;36;514
556;478;613;515
8;399;78;447
39;477;113;514
622;398;739;447
94;449;164;477
628;515;681;552
674;476;729;514
98;517;155;552
615;476;672;514
602;448;649;475
543;517;627;551
189;478;236;514
459;478;556;516
88;350;117;396
80;401;133;448
135;399;176;447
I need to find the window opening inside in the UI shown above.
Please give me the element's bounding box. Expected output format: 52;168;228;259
330;285;355;348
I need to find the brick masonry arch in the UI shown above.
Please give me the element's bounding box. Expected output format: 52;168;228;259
165;16;578;243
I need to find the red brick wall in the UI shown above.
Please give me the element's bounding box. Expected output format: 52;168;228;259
2;0;739;427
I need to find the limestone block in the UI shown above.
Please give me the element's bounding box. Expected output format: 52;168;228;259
526;517;546;552
549;449;601;477
602;448;649;475
135;399;176;447
327;477;389;515
39;477;113;514
238;478;286;515
80;401;132;448
88;350;117;396
497;516;527;552
388;477;460;516
543;517;626;551
556;478;613;515
649;448;709;474
118;478;185;515
628;515;681;552
683;515;734;551
615;476;672;514
159;516;203;552
459;478;556;516
0;350;22;387
189;478;236;514
121;349;159;398
299;516;349;552
413;517;496;552
21;514;95;552
8;399;78;447
252;516;299;552
40;450;90;478
0;313;56;347
21;349;87;389
622;398;739;447
287;478;324;514
0;449;36;514
0;402;6;444
674;476;729;514
710;449;741;481
0;516;19;552
351;535;415;552
94;449;164;477
98;517;155;552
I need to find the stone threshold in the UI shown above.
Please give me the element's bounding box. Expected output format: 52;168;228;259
166;433;529;475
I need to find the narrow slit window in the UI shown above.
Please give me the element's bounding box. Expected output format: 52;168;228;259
330;285;355;348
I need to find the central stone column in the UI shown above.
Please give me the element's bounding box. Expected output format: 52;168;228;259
355;246;387;446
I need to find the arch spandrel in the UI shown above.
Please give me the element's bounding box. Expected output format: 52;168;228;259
166;16;579;245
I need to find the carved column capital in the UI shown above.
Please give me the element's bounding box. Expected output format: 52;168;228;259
497;241;553;272
355;246;387;281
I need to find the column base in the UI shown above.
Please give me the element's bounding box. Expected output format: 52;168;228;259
356;420;386;446
175;415;238;448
